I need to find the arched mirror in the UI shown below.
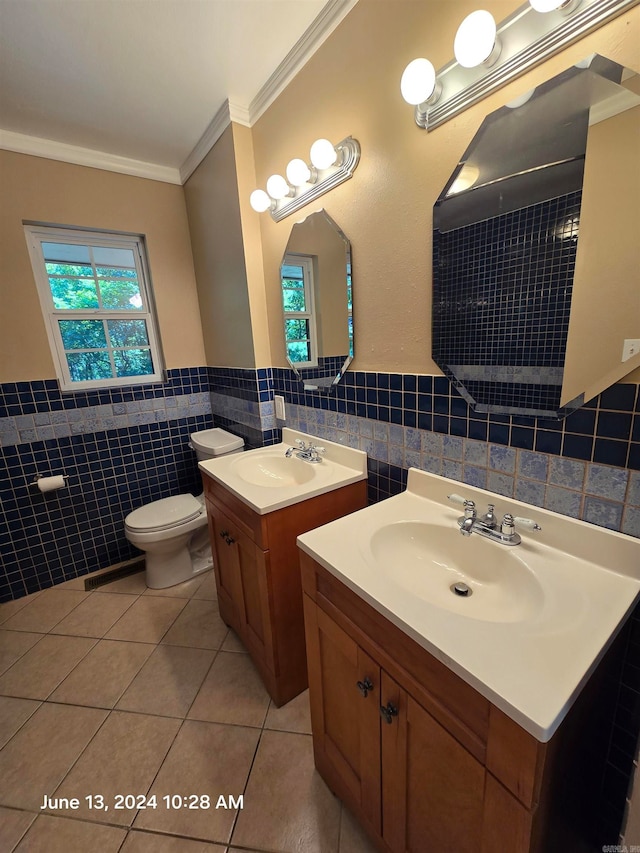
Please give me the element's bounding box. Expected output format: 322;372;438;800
433;54;640;418
280;210;353;391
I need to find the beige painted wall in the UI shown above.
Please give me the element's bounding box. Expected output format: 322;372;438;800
183;125;256;368
0;150;205;382
246;0;640;383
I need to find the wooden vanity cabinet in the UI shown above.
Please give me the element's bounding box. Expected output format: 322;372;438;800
202;472;367;706
300;550;626;853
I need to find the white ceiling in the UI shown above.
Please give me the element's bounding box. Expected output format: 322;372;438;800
0;0;355;181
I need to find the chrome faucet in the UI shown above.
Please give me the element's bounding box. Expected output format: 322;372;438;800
285;438;326;463
447;493;541;546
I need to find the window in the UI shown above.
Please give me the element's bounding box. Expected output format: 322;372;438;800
25;225;164;391
281;254;317;367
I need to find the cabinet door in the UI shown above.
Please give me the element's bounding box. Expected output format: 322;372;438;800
381;671;485;853
209;506;243;633
304;597;382;833
210;506;275;671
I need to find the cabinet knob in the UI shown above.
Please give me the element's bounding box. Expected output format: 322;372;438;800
380;702;398;724
225;536;235;546
356;677;373;698
219;530;228;539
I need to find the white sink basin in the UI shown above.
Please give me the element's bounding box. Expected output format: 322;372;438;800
198;427;367;515
369;521;544;623
231;452;318;488
298;468;640;741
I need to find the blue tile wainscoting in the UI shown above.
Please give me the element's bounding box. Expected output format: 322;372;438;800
0;368;214;602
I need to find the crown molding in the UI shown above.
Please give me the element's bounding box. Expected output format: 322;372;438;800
0;129;182;184
1;0;360;186
248;0;359;125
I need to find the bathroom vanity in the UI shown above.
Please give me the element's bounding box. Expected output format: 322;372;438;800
298;470;640;852
199;429;367;705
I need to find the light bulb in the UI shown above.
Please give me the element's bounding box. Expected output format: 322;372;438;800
400;58;437;105
250;189;271;213
266;174;291;200
286;158;312;186
454;10;499;69
310;139;338;170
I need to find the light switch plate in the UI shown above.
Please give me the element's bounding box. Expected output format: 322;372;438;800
622;339;640;362
274;395;286;420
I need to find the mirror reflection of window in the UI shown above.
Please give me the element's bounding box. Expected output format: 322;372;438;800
281;254;317;367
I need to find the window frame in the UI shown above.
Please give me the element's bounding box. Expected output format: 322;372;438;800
24;224;165;391
281;253;318;369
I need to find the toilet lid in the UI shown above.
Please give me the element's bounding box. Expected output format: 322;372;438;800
125;494;203;533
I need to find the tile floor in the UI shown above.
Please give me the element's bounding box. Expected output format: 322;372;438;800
0;569;377;853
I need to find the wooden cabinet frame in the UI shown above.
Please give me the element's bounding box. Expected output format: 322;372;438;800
202;472;367;706
300;550;627;852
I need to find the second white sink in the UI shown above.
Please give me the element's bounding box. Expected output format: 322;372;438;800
231;451;318;488
368;520;544;623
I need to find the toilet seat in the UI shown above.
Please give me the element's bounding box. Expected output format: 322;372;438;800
125;494;204;533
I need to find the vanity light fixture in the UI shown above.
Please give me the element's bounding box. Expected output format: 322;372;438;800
400;0;635;130
250;136;361;222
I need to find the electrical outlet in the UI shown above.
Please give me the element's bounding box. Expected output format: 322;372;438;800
622;339;640;362
274;395;286;420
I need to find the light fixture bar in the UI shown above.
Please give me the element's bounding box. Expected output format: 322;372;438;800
267;137;360;222
414;0;636;131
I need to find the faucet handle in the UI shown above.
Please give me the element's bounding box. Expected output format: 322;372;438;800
447;493;467;506
295;438;308;449
311;445;325;454
513;516;542;532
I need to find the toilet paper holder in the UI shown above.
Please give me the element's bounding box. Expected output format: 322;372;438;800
31;473;70;485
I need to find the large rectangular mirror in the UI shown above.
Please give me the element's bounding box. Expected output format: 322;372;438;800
433;55;640;418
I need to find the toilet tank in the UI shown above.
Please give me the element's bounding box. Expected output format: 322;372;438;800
189;428;244;462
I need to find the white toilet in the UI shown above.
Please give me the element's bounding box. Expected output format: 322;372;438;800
124;428;244;589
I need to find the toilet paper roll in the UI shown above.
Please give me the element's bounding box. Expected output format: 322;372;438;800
37;475;67;493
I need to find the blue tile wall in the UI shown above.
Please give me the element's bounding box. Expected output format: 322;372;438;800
433;191;582;415
0;368;215;602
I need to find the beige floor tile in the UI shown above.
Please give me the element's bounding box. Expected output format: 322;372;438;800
191;572;218;600
0;806;36;851
49;639;155;708
161;599;229;650
1;590;89;633
0;702;107;811
105;596;187;643
232;730;341;853
220;629;245;653
97;571;148;595
134;719;260;843
188;651;269;728
264;688;312;735
0;593;41;625
0;696;41;748
122;830;228;852
0;630;44;676
50;592;138;638
15;814;126;852
0;634;96;700
53;710;181;826
116;645;215;718
143;570;211;599
339;806;379;853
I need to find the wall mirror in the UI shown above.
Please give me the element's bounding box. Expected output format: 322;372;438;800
280;209;353;391
433;54;640;419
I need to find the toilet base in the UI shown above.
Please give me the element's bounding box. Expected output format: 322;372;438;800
144;546;210;589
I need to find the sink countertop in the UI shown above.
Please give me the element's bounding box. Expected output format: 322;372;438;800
199;427;367;515
297;468;640;742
